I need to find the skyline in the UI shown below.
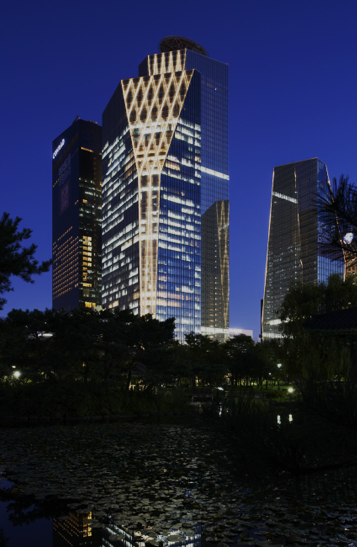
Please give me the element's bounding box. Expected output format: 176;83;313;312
2;0;357;338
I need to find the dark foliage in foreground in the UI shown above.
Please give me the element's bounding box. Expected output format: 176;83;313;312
0;212;51;310
0;381;190;418
0;304;285;418
210;382;357;477
316;175;357;265
0;528;8;547
0;307;176;389
277;274;357;380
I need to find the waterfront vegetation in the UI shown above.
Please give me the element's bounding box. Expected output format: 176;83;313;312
2;214;357;544
1;407;357;546
2;312;357;546
0;306;284;419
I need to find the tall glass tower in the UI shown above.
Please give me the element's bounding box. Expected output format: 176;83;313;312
52;119;102;312
102;37;229;340
262;158;345;339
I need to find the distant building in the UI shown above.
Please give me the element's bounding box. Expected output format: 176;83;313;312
229;328;253;339
52;119;102;312
102;36;229;341
262;158;345;340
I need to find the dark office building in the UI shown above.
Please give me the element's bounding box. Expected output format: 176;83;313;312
52;119;102;312
102;36;229;340
262;158;345;339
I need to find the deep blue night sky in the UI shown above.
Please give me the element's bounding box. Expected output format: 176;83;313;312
2;0;357;338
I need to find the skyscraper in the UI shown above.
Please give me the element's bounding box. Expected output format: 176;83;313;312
52;119;102;312
262;158;345;339
102;36;229;340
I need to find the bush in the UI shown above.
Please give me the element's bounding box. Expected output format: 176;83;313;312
0;380;192;418
207;391;357;476
265;390;287;400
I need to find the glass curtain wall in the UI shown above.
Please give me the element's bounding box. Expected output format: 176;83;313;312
52;120;102;312
103;41;229;340
262;158;345;339
102;83;140;313
102;61;201;339
185;51;229;339
157;71;202;337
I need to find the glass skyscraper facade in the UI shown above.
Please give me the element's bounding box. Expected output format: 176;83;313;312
102;37;229;341
262;158;345;339
52;119;102;312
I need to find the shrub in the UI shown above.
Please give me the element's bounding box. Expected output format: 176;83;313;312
0;380;192;418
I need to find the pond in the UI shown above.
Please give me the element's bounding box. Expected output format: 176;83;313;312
1;417;357;546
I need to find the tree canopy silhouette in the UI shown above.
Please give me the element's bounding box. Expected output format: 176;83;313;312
0;212;51;309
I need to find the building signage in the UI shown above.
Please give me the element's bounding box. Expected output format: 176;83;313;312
53;139;65;160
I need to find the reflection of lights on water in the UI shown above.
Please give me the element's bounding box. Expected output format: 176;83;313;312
105;522;200;547
219;405;222;417
277;414;293;424
343;232;354;245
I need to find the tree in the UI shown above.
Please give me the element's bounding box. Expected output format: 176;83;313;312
0;307;176;387
182;333;226;388
248;342;275;389
0;308;82;381
0;213;51;309
121;312;176;390
223;334;255;386
278;274;357;379
279;274;357;338
317;175;357;266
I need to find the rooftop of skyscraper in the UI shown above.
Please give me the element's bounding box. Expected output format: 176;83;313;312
159;36;208;57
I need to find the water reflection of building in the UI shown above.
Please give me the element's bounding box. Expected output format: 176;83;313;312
103;521;201;547
53;511;100;547
53;509;201;547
